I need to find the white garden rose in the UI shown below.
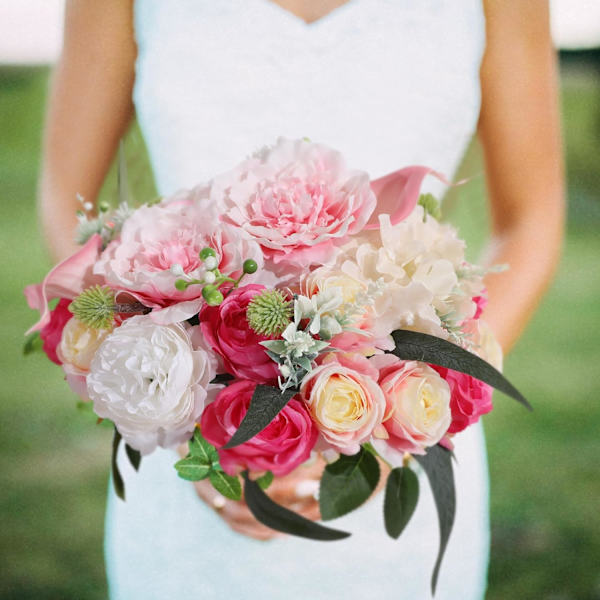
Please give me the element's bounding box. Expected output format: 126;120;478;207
87;315;217;454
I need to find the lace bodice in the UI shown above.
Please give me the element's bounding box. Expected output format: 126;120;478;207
134;0;485;196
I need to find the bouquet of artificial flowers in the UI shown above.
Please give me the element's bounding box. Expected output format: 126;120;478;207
24;138;528;593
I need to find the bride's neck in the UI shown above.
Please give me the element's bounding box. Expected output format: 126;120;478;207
266;0;352;24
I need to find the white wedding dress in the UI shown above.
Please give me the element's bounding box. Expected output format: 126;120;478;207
105;1;490;598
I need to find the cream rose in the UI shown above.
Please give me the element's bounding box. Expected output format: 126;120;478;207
299;354;385;455
370;356;451;464
87;315;217;454
57;317;112;372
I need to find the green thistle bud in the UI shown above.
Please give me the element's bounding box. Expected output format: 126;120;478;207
98;200;111;213
418;193;442;221
246;289;292;337
202;285;224;306
69;285;115;329
242;259;258;274
199;247;216;261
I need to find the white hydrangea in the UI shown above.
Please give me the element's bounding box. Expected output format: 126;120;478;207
335;206;484;343
87;315;217;454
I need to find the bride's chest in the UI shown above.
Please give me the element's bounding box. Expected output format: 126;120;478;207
133;0;486;191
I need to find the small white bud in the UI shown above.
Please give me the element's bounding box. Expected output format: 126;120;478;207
204;271;216;284
83;201;94;212
204;256;218;270
169;263;186;277
279;364;291;378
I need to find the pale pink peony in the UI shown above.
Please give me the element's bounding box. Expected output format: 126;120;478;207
211;138;377;273
94;191;264;324
299;353;385;455
201;379;318;477
24;234;103;334
199;284;279;385
39;298;72;365
431;366;493;434
370;355;452;462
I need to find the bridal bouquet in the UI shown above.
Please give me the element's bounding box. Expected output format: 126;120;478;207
24;138;528;593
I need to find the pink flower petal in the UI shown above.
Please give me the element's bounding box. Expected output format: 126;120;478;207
25;234;103;334
365;166;450;230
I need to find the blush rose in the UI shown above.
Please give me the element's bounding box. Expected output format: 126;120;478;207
370;355;452;463
299;353;385;455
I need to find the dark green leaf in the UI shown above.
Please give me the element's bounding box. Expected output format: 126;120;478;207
319;448;380;521
175;456;211;481
384;467;420;539
210;373;235;385
389;329;531;409
189;428;219;465
209;470;242;500
186;314;200;326
414;445;455;595
256;471;274;490
111;428;125;501
125;444;141;471
223;386;297;449
243;472;350;541
23;331;42;355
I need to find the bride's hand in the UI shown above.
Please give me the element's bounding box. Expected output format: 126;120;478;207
190;454;325;541
180;445;390;541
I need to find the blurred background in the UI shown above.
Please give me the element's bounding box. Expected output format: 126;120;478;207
1;2;599;599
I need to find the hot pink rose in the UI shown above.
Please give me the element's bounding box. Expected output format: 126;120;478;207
212;138;377;273
199;284;279;385
39;298;72;365
431;366;493;434
299;353;385;455
94;191;264;324
201;380;318;477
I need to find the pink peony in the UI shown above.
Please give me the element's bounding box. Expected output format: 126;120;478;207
299;353;385;455
201;379;318;477
39;298;72;365
212;138;377;273
370;355;452;461
431;366;493;434
199;284;279;385
24;234;103;334
94;191;264;324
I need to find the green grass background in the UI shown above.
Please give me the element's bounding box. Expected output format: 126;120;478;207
1;60;599;599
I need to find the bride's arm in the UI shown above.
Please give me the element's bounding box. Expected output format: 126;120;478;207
40;0;136;262
478;0;565;353
44;0;322;541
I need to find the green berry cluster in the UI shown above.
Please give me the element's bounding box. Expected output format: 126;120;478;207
173;247;259;306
